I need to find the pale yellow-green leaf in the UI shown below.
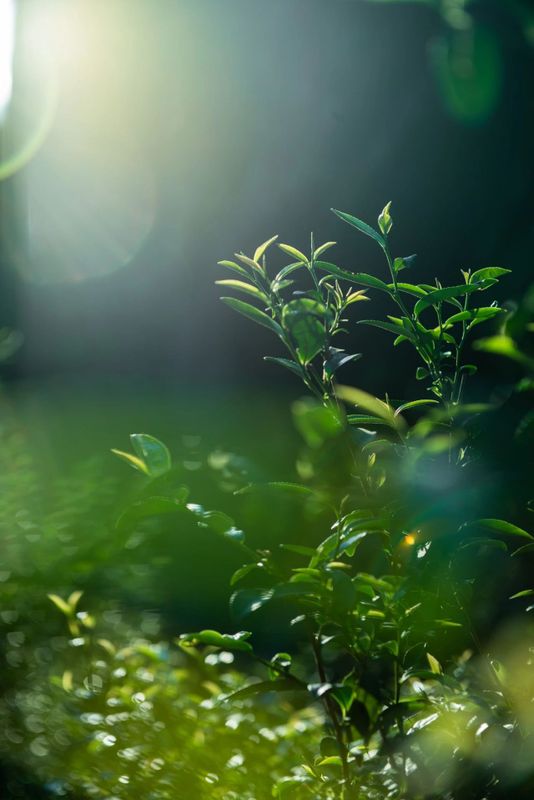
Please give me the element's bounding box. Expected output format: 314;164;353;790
254;235;278;263
110;449;150;475
346;290;370;305
235;253;263;272
68;590;83;610
313;241;336;258
278;243;308;263
62;670;73;692
427;652;442;674
48;594;71;616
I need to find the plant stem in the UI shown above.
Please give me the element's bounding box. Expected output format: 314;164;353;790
310;633;352;794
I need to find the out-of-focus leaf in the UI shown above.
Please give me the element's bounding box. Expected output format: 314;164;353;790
395;399;439;415
426;653;442;675
293;398;344;447
180;629;253;653
116;496;189;530
336;385;403;430
130;434;172;477
223;678;303;702
431;26;503;124
464;519;534;540
474;335;534;369
111;449;150;475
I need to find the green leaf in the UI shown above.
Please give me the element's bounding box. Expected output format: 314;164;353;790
221;297;283;337
331;208;386;248
278;243;308;263
414;284;482;317
111;449;150;475
336;385;403;429
48;594;72;616
230;589;274;618
347;414;392;427
444;307;502;328
215;279;269;303
180;629;253;653
282;298;326;364
378;201;393;236
426;653;442;675
264;356;303;377
313;241;336;258
235;253;263;272
317;756;343;768
358;319;412;339
116;496;189;530
324;350;362;380
293;399;344;447
272;261;305;286
388;282;428;298
470;267;511;283
130;434;171;477
394;399;439;415
509;589;534;600
230;564;260;587
394;255;417;273
468;519;534;541
315;262;391;293
254;235;278;263
224;678;303;703
217;259;251;279
473;335;534;369
416;367;429;381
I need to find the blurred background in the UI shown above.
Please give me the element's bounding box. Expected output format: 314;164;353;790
0;0;532;399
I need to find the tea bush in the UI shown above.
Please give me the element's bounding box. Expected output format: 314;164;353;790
1;204;533;799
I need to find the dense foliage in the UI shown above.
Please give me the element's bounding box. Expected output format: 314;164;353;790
1;204;533;799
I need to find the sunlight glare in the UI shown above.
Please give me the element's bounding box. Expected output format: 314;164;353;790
0;0;16;120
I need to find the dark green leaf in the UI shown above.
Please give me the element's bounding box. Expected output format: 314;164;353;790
414;284;482;317
331;208;386;248
264;356;303;377
316;261;391;293
221;297;283;337
359;319;411;339
282;298;326;364
469;519;534;541
324;349;362;379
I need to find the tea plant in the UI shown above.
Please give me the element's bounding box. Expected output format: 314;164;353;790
37;204;533;800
